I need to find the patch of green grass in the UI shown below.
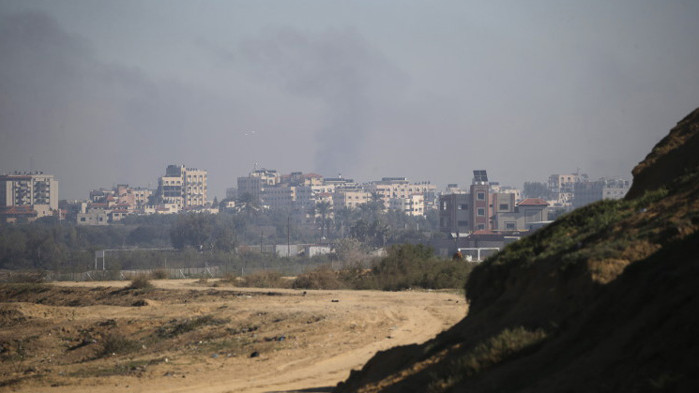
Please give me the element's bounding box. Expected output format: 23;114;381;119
428;327;548;393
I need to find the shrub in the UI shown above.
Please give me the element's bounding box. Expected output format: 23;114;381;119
128;274;153;290
331;244;475;291
238;270;289;288
157;315;229;338
7;271;47;283
292;266;345;290
99;333;140;357
150;269;168;279
371;244;472;291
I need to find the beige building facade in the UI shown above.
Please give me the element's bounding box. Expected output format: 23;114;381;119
0;172;59;218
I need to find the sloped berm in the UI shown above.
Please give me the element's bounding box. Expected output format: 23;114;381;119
335;107;699;393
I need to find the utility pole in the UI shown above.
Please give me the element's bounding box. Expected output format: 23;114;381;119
287;215;291;257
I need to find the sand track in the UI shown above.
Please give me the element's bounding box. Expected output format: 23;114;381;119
1;280;466;393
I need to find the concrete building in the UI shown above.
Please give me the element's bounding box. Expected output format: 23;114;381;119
548;172;588;206
333;189;371;209
77;208;109;225
439;193;472;235
389;194;425;216
237;168;280;202
156;165;208;210
0;172;59;220
470;170;490;232
440;170;523;234
132;187;153;209
439;171;490;234
495;198;550;231
262;185;296;210
365;177;436;212
573;178;630;208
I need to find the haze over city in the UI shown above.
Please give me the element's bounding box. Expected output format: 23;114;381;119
1;1;698;200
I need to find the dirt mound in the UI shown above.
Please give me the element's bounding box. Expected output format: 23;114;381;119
336;107;699;392
626;107;699;199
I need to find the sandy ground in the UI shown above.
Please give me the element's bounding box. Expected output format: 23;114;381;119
1;280;467;393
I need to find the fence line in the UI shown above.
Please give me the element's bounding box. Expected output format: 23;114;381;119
1;257;348;282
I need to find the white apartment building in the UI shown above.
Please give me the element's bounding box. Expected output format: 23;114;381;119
0;172;59;218
389;194;425;216
366;177;436;211
333;189;371;209
156;165;208;210
237;168;280;202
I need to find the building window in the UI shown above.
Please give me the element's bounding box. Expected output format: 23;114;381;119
459;204;468;210
477;224;485;230
477;192;485;200
499;204;509;211
477;208;485;216
506;222;516;230
458;220;468;227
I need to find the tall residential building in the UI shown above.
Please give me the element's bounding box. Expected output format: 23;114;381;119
0;172;59;219
155;165;208;209
237;168;280;202
365;177;436;212
439;170;491;234
470;170;490;231
333;189;371;209
389;194;425;216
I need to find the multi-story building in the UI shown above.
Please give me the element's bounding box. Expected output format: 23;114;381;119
365;177;436;212
494;198;549;231
439;170;491;234
439;193;472;235
573;178;630;208
155;165;208;210
132;187;153;209
548;172;588;206
0;172;59;220
333;189;371;209
389;194;425;216
470;170;490;231
237;168;279;202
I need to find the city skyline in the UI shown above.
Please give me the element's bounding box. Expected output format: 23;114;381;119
1;1;698;200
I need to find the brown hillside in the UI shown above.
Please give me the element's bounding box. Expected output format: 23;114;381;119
626;107;699;199
335;107;699;393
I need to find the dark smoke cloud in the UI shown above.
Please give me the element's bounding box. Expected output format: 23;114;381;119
0;10;242;198
237;28;405;176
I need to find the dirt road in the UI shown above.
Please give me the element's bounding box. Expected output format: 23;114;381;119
1;280;466;393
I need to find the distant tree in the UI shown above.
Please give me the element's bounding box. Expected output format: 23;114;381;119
236;192;261;216
170;213;215;250
350;219;370;243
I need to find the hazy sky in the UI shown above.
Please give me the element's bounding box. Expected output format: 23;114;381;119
1;1;698;200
